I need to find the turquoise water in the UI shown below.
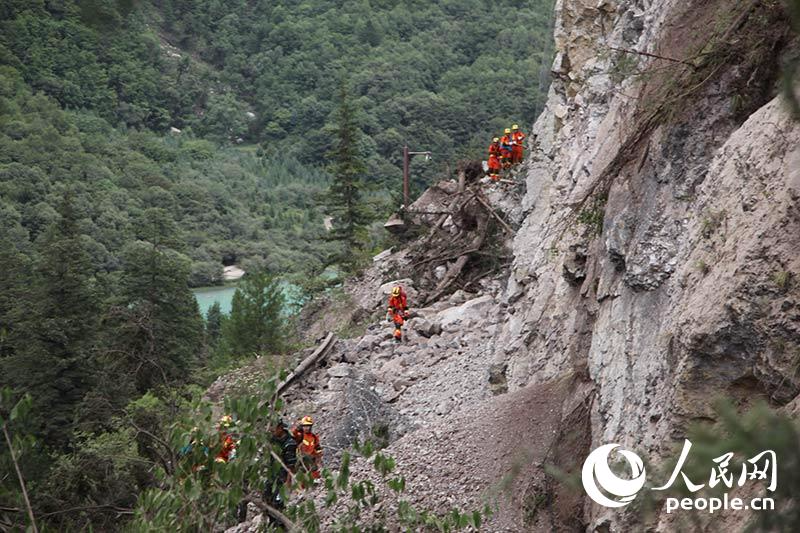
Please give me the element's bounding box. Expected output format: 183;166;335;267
192;282;304;317
193;285;237;316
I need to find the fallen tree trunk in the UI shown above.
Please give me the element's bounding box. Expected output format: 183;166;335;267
276;332;335;396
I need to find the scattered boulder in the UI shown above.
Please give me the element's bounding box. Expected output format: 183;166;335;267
356;333;383;352
409;318;442;338
327;377;348;392
327;364;352;378
384;213;406;234
437;294;494;329
393;378;414;391
435;399;453;415
375;357;404;383
448;289;471;305
342;350;361;364
488;363;508;395
373;248;394;262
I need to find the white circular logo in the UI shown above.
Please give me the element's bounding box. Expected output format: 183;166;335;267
582;444;646;507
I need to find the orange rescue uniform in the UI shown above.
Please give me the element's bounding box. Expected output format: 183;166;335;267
511;130;526;164
388;290;409;340
499;134;512;168
487;153;502;180
294;429;323;479
215;432;236;463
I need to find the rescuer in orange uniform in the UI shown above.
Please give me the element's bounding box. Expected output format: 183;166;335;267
487;137;502;181
488;136;502;159
387;285;409;342
292;416;323;480
510;124;526;165
487;152;502;181
500;128;513;169
215;415;237;463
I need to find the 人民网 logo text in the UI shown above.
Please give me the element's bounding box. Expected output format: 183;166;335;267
581;440;776;513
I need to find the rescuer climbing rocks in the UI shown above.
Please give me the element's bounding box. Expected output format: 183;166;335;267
487;137;502;181
387;285;410;342
292;416;323;481
511;124;525;165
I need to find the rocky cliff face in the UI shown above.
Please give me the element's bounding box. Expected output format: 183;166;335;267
498;0;799;529
226;1;799;531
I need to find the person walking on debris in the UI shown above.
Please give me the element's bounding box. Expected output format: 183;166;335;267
510;124;525;165
387;285;410;342
263;420;297;510
292;416;323;481
500;128;513;169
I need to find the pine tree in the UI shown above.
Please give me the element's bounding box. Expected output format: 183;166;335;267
102;208;202;394
326;81;373;268
0;204;30;360
221;271;285;356
205;301;223;345
1;193;100;446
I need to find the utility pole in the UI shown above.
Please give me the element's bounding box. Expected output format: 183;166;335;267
402;145;431;209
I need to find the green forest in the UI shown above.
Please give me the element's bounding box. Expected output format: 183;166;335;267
0;0;555;529
1;0;555;284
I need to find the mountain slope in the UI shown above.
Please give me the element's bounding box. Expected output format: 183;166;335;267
230;1;800;531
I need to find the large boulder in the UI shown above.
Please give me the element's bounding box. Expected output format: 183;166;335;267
355;333;384;352
408;317;442;338
372;248;393;263
327;364;353;378
436;294;495;329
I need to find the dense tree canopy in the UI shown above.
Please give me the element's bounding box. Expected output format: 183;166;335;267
155;0;556;188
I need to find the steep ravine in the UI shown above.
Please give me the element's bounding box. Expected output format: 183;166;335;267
226;1;799;531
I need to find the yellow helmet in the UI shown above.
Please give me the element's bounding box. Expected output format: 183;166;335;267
391;286;401;296
492;137;499;142
301;415;314;426
504;128;511;134
218;415;233;428
512;124;519;130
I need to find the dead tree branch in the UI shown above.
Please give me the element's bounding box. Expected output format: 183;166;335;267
475;195;513;234
276;332;335;396
2;423;38;533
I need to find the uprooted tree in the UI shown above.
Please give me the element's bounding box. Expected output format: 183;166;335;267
392;161;518;305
